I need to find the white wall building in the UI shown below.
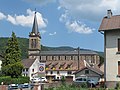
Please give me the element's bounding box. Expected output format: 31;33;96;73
99;10;120;88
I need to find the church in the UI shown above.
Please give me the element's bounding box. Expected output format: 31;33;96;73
22;11;101;81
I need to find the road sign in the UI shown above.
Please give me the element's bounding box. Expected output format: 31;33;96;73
39;63;45;73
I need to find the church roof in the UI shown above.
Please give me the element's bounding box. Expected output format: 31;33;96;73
38;50;98;55
32;12;39;34
29;11;41;38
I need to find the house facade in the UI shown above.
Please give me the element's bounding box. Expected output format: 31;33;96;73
73;66;103;83
22;58;40;80
99;10;120;88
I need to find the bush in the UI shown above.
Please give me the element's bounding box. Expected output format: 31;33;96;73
80;82;88;88
116;82;120;90
0;76;29;85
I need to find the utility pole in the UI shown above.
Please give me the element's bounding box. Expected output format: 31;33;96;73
78;47;80;70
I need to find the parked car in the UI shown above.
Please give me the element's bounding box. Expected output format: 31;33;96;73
31;77;41;83
87;79;98;87
19;83;33;89
40;77;47;82
73;77;87;83
8;84;19;90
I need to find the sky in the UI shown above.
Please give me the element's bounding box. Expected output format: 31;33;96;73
0;0;120;52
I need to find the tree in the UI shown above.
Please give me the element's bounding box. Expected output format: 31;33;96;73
2;32;23;77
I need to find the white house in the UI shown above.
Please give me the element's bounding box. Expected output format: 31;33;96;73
99;10;120;88
22;58;41;80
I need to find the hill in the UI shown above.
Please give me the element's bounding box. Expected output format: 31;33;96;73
0;37;104;59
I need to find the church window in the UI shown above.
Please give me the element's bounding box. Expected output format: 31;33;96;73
31;39;34;48
33;39;37;48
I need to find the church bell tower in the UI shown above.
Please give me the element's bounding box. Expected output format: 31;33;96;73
28;11;41;58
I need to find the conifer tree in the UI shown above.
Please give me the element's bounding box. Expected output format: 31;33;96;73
2;32;23;77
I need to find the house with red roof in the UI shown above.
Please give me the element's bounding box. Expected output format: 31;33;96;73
99;10;120;88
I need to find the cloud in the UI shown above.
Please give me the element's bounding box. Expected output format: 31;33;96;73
40;30;46;34
6;9;47;28
66;21;94;34
0;12;6;20
49;32;57;36
58;0;120;34
59;0;120;21
59;10;94;34
24;0;56;6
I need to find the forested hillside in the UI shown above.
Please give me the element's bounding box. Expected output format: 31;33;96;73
0;37;104;60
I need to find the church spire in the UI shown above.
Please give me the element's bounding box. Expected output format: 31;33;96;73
29;11;41;38
32;11;38;34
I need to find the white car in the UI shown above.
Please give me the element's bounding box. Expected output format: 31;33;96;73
73;77;87;83
40;77;47;82
87;79;98;86
31;78;41;83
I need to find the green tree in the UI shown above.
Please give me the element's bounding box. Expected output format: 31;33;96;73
2;32;23;77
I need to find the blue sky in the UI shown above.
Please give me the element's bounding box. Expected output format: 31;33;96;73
0;0;119;51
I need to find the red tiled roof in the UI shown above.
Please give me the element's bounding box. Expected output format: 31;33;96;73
45;60;85;71
99;15;120;31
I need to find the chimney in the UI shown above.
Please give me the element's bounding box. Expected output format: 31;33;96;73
107;9;112;18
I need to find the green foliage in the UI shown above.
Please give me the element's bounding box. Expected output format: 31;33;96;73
2;32;21;66
45;84;87;90
0;76;29;85
2;62;23;78
80;82;88;88
0;37;29;59
0;37;104;59
1;32;23;78
116;82;120;90
61;76;66;85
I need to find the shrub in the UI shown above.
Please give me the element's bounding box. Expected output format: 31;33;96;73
0;76;29;85
116;82;120;90
80;82;88;88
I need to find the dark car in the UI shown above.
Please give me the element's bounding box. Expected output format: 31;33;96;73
19;83;33;89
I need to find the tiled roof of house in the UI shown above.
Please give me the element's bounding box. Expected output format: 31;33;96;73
45;60;85;71
22;58;36;68
99;15;120;31
73;66;104;76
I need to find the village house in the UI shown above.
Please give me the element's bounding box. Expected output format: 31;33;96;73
22;11;102;82
99;10;120;88
73;66;104;83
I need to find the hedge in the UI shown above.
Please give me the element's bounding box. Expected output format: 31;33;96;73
0;76;29;85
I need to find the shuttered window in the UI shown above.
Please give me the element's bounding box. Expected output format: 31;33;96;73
118;62;120;75
118;39;120;51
